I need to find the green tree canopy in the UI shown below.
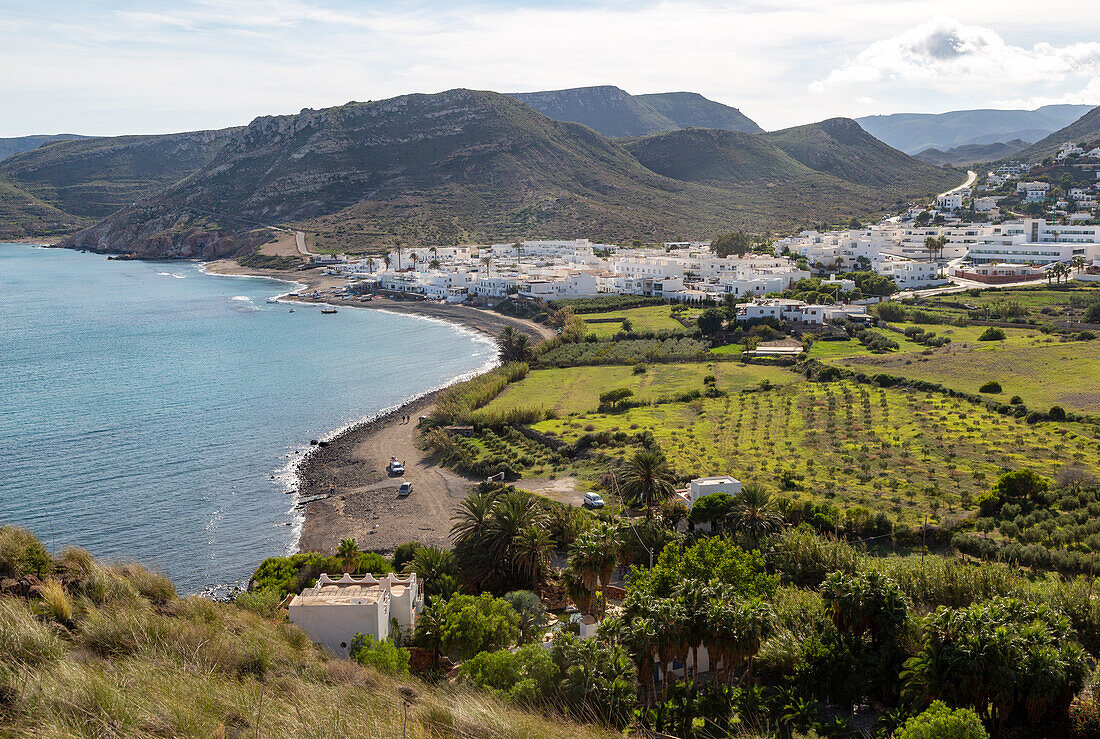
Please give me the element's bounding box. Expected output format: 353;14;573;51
436;593;521;661
711;232;753;258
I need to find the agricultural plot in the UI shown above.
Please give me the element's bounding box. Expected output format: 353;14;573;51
480;362;796;418
532;380;1100;525
580;305;695;337
830;325;1100;414
914;282;1100;326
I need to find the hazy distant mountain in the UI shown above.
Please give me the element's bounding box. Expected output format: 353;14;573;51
0;134;87;163
914;139;1030;166
56;90;956;257
508;85;761;138
856;105;1095;154
1016;106;1100;162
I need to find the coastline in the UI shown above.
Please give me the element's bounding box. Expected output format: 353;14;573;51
200;258;554;557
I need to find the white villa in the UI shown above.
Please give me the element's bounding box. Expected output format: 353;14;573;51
288;573;423;657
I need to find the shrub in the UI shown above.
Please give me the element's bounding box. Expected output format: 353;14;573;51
0;525;53;578
35;579;73;623
234;588;284;618
1049;405;1067;421
895;701;989;739
978;327;1006;341
632;363;647;374
392;542;424;571
1009;395;1023;405
874;301;907;321
350;633;409;675
437;594;521;661
459;644;558;708
978;381;1002;393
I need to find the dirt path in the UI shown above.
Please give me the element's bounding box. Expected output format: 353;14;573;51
296;395;477;554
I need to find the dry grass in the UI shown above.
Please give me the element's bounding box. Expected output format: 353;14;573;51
0;526;618;739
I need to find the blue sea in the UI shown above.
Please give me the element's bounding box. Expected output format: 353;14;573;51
0;244;495;593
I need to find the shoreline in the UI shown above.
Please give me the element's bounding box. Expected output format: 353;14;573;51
199;259;553;556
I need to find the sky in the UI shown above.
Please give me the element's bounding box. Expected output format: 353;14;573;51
2;0;1100;137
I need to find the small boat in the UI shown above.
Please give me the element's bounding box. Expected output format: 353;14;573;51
288;308;295;313
266;297;279;304
320;308;338;314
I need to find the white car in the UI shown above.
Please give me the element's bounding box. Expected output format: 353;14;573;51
387;459;405;476
583;492;605;509
397;480;413;497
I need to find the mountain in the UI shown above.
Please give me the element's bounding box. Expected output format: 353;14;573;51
764;118;958;197
59;90;959;257
0;134;87;163
1016;105;1100;162
507;85;761;138
0;129;239;222
913;139;1030;166
0;178;84;240
623;128;815;186
856;105;1095;154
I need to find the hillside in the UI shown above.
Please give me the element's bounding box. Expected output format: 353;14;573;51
60;90;963;256
0;128;239;220
0;134;86;163
913;139;1029;166
623;128;815;186
1017;105;1100;162
764;118;961;197
856;104;1094;153
508;85;760;137
0;526;616;739
0;178;86;240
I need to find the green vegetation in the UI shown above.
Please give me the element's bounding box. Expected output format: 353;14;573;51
579;305;691;337
0;526;615;739
536;336;711;367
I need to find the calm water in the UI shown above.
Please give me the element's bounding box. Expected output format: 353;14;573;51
0;245;495;593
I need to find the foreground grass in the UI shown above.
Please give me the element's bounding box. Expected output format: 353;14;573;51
0;528;616;739
481;362;795;418
532;379;1100;525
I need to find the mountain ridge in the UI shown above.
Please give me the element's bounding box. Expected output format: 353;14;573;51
507;85;761;138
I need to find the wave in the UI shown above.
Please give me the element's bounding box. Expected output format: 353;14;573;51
229;295;252;302
157;272;187;279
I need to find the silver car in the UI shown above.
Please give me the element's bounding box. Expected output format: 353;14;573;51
397;480;413;497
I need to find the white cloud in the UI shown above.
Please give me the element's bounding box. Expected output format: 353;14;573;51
995;76;1100;109
811;18;1100;93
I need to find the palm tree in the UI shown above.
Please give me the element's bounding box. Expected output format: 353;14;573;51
618;616;659;707
481;254;493;277
562;565;597;617
731;484;784;546
496;326;532;363
335;538;359;573
488;488;548;567
450;487;500;545
924;236;938;262
706;593;774;685
429;258;441;270
404;545;455;601
1072;256;1087;274
676;579;714;689
382;253;391;270
394;239;404;270
619;449;677;520
367;257;377;274
568;522;621;615
512;524;554;590
412;603;446;665
409;251;419;267
652;598;688;693
513;240;523;262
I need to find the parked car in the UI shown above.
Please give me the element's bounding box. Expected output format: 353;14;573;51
387;457;405;476
583;492;605;509
397;480;413;497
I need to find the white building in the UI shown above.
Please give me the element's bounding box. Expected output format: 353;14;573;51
936;193;963;210
974;196;1000;212
288;573;423;657
736;298;829;324
875;258;948;289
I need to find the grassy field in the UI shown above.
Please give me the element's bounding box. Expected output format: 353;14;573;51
481;362;795;418
531;379;1100;525
580;305;695;337
911;282;1100;326
828;324;1100;414
808;329;927;359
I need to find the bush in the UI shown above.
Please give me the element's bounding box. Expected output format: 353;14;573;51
1009;395;1023;405
437;594;522;661
874;301;907;321
978;381;1002;393
0;525;53;578
392;542;423;571
632;363;647;374
350;633;409;675
978;327;1006;341
234;588;284;618
1049;405;1067;421
459;644;558;707
895;701;989;739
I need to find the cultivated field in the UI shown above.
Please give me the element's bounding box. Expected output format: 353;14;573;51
532;379;1100;525
580;305;697;337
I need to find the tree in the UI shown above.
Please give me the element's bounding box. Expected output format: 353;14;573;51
512;525;554;590
1071;255;1087;274
711;232;753;258
619;449;678;520
992;469;1048;504
481;254;493;277
459;644;558;708
437;593;521;661
496;326;533;363
336;538;360;573
502;590;550;644
902;599;1089;729
429;258;441;269
568;522;622;616
705;594;773;685
730;485;784;546
821;570;908;648
403;545;457;602
598;387;634;410
697;308;724;335
551;631;638;728
688;491;737;532
895;701;989;739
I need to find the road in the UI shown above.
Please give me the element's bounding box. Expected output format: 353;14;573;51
939;170;977;198
294;230;313;256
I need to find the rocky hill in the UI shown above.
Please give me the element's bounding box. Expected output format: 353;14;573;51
0;134;86;163
508;85;760;138
58;90;960;256
0;178;84;240
0;128;239;221
1016;105;1100;162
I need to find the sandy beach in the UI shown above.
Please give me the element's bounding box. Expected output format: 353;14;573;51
203;258;556;555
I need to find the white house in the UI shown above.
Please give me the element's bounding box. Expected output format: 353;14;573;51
288;573;423;657
736;299;830;324
974;197;1000;212
936;193;962;210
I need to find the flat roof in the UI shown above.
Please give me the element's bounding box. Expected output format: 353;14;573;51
292;583;386;607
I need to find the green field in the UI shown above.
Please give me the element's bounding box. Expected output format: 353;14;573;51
830;324;1100;414
580;305;695;337
481;362;795;418
531;379;1100;525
